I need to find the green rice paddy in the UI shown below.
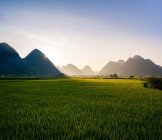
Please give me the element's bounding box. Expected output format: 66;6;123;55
0;78;162;139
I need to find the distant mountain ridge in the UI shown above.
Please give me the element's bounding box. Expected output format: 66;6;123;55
99;55;162;77
1;42;162;77
82;65;94;75
61;64;83;76
60;64;95;76
0;43;62;76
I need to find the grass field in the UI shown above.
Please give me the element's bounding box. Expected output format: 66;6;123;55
0;78;162;139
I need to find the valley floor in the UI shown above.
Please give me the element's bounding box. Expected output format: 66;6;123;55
0;78;162;139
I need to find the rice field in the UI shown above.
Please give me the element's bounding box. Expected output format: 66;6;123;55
0;78;162;139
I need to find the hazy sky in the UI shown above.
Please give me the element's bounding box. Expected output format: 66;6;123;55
0;0;162;71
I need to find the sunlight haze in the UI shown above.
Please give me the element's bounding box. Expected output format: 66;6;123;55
0;0;162;71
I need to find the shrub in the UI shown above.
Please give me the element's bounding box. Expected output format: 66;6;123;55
143;82;148;87
110;73;118;79
129;75;135;79
146;78;162;90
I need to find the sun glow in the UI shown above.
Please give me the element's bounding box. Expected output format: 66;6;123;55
44;54;48;59
42;54;48;62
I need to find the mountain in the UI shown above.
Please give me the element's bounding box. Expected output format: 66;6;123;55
117;60;125;65
0;43;20;63
0;43;24;75
23;49;61;76
99;55;162;77
60;64;95;76
61;64;83;76
56;66;62;72
122;55;162;76
1;43;162;77
99;61;121;75
0;43;62;76
82;65;94;75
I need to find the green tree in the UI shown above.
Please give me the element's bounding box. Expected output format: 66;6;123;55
110;73;118;79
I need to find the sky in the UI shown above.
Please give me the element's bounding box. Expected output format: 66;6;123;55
0;0;162;71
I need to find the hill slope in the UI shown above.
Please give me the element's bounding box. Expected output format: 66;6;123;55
82;65;94;75
24;49;61;76
61;64;83;76
0;43;24;75
0;43;62;76
99;55;162;77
